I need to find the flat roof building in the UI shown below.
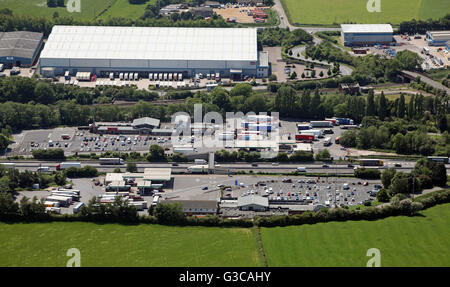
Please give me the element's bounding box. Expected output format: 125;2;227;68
160;200;218;215
40;26;264;78
0;31;43;68
426;31;450;46
237;195;269;211
341;24;393;46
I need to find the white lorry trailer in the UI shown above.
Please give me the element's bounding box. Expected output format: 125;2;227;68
56;162;81;170
99;158;124;165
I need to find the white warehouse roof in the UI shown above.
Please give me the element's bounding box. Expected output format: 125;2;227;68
341;24;393;34
40;26;258;62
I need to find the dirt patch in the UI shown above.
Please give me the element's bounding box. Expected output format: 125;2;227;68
214;6;268;23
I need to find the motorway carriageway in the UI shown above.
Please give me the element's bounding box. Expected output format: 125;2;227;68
2;160;448;174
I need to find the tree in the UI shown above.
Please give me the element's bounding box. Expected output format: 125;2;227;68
311;70;316;78
47;0;57;7
339;130;357;147
310;88;321;119
366;89;376;116
0;192;19;219
381;168;397;188
437;114;448;133
126;161;137;173
0;133;9;152
148;144;165;161
376;188;390;202
397;94;406;118
378;91;387;121
290;71;297;79
319;70;324;77
153;202;185;225
275;84;297;117
431;163;447;186
34;82;56;105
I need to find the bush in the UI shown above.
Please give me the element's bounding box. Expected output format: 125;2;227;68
32;149;65;160
65;166;98;178
354;168;380;179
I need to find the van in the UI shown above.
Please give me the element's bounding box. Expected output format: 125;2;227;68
296;167;306;172
343;183;349;190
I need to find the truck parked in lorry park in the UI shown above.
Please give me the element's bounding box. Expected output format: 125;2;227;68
99;158;124;165
56;162;81;170
295;134;315;143
310;121;333;128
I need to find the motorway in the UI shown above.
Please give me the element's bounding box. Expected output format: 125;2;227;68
3;160;448;174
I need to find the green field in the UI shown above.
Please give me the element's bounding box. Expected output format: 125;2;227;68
0;0;146;20
0;223;263;267
99;0;153;20
261;203;450;267
281;0;450;25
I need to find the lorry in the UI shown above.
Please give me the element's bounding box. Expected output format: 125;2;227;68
46;195;72;207
51;191;80;201
335;118;354;125
173;147;196;154
194;159;207;164
297;124;310;131
44;201;60;208
310;121;333;128
99;158;124;165
300;129;322;138
295;134;315;143
359;159;384;167
187;165;208;174
73;202;85;214
37;166;50;173
152;195;160;206
56;162;81;170
1;163;15;169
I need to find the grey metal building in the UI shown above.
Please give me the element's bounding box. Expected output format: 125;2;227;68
40;26;267;79
341;24;393;46
0;31;44;68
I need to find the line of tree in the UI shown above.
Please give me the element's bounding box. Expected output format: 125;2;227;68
0;164;66;193
399;14;450;35
377;158;448;203
256;188;450;227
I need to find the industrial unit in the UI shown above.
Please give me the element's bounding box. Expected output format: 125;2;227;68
0;31;44;68
90;117;160;135
40;26;268;79
341;24;393;46
426;31;450;46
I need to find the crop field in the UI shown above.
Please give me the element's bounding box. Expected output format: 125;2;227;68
281;0;450;25
261;203;450;267
0;0;148;20
0;223;263;267
99;0;154;20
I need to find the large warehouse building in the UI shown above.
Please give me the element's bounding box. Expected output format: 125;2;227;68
0;31;44;68
341;24;393;46
39;26;268;79
426;31;450;46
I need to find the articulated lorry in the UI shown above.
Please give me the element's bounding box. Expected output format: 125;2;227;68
99;158;124;165
56;162;81;170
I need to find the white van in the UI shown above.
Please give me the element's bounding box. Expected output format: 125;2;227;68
296;167;307;172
